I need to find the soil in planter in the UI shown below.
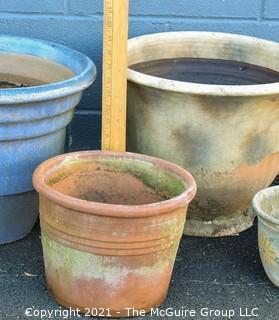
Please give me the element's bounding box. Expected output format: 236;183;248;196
0;81;30;88
49;163;169;205
0;75;46;88
130;58;279;85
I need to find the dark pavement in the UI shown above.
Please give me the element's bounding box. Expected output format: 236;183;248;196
0;217;278;320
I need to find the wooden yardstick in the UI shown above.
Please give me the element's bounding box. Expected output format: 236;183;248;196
102;0;129;151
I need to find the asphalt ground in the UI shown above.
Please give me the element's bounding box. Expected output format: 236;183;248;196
0;177;278;320
1;223;279;319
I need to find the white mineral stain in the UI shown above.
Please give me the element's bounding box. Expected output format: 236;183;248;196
42;234;170;288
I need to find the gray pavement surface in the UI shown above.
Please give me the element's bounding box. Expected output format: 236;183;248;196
0;217;279;320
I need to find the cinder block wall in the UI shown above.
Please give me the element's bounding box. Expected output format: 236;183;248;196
0;0;278;150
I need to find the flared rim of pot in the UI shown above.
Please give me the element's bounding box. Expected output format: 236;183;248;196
253;186;279;225
127;31;279;96
0;35;96;104
33;151;197;218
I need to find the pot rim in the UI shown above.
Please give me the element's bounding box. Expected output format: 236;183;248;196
127;31;279;96
33;151;197;218
0;35;96;104
253;186;279;225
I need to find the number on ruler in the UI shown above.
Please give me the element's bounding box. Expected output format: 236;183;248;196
102;0;113;149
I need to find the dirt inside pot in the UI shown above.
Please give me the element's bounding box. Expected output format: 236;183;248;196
130;58;279;85
0;81;28;88
0;74;46;88
0;53;74;88
47;161;173;205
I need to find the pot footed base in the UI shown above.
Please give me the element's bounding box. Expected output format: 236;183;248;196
184;206;256;237
0;191;38;244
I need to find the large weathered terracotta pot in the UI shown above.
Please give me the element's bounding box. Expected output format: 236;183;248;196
33;151;196;317
127;31;279;237
253;186;279;287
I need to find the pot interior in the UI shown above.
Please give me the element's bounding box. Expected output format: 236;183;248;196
130;58;279;85
0;53;74;88
128;33;279;85
255;188;279;221
46;157;186;205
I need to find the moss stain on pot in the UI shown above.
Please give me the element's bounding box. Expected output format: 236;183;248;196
46;157;186;204
33;151;196;317
94;158;187;199
42;234;175;287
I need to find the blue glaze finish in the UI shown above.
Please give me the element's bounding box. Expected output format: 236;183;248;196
0;36;96;243
0;191;39;244
0;36;96;104
1;129;66;195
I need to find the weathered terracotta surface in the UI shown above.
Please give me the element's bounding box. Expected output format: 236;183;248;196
33;151;196;317
127;31;279;237
253;186;279;287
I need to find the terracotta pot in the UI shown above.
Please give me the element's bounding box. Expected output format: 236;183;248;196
33;151;196;317
127;31;279;237
253;186;279;287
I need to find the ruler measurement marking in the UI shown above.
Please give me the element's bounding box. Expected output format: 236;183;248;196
102;0;113;150
102;0;129;151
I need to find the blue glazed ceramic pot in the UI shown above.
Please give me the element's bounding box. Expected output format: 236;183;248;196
0;36;96;244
